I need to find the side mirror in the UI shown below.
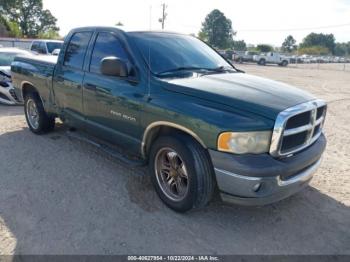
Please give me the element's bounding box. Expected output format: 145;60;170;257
52;49;60;56
100;57;128;77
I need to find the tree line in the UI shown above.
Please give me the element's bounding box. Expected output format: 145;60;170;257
0;3;349;56
0;0;60;39
199;9;350;56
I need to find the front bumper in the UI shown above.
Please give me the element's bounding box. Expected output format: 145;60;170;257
0;83;21;105
209;134;326;206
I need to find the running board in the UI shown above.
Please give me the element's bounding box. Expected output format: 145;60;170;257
66;130;146;167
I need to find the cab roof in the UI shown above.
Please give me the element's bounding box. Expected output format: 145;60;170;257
69;26;187;36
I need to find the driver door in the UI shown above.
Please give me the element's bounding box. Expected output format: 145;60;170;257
82;31;144;152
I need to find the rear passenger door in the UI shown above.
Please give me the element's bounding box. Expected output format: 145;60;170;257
53;31;93;123
82;31;144;151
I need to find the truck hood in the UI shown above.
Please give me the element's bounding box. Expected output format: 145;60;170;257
162;72;315;120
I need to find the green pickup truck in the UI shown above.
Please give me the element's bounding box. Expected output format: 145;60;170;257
11;26;327;212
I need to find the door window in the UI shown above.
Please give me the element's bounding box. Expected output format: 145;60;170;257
64;32;92;69
31;42;40;52
89;32;129;74
38;42;47;54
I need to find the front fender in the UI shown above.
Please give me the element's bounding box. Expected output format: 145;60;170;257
142;92;274;151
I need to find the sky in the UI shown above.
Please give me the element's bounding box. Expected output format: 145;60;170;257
43;0;350;46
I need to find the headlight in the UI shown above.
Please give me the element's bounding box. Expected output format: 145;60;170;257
218;131;272;154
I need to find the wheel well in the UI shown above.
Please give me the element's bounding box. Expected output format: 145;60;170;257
22;83;39;99
142;125;206;160
259;58;266;64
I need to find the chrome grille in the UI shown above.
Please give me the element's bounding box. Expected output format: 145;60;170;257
270;99;327;157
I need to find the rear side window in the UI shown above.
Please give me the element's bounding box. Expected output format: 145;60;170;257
47;42;63;53
39;42;47;54
31;42;40;52
89;32;129;74
64;32;92;69
31;42;46;54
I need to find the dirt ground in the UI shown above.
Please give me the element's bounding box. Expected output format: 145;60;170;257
0;64;349;255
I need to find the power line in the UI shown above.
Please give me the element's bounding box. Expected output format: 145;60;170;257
166;22;350;34
239;22;350;32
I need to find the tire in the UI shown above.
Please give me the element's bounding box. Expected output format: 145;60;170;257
282;60;288;66
24;92;55;134
258;59;266;66
149;134;215;212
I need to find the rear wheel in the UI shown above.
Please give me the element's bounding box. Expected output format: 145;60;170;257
258;59;266;65
24;92;55;134
282;60;288;66
149;135;215;212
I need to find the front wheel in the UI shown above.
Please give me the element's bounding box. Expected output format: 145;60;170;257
24;92;55;134
258;59;266;65
281;60;288;66
149;135;215;212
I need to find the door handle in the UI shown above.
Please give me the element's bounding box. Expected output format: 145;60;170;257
84;83;97;91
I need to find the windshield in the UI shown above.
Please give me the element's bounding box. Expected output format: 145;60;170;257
47;42;63;53
129;32;233;75
0;53;20;66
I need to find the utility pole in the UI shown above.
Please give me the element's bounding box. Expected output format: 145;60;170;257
159;3;167;30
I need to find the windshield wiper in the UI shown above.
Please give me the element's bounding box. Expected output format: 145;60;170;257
156;66;215;76
211;66;236;72
155;64;245;77
195;66;243;76
224;61;245;73
156;66;242;76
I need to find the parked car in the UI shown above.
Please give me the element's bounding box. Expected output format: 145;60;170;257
253;52;289;66
310;56;318;63
333;57;341;63
30;40;63;56
233;51;258;63
11;27;327;212
300;55;311;63
217;50;233;60
51;49;61;56
0;48;31;105
320;57;329;63
288;55;303;64
232;51;245;62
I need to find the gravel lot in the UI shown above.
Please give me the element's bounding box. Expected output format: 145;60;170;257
0;64;349;255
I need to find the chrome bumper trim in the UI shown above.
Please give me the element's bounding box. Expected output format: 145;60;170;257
277;158;322;186
214;158;322;205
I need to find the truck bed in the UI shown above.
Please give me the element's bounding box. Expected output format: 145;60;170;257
11;54;58;109
14;54;57;68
